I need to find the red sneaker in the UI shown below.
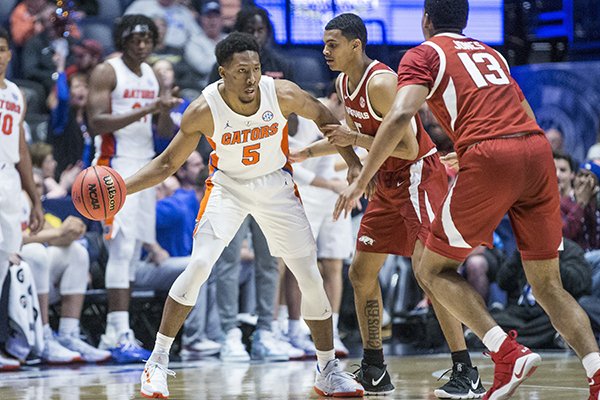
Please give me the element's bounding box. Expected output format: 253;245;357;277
483;330;542;400
589;369;600;400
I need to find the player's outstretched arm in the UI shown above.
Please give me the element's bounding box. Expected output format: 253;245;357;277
275;79;361;169
124;98;209;195
87;63;159;136
289;138;338;163
356;84;428;188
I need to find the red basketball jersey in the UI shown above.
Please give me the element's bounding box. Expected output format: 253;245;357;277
397;33;543;157
339;61;436;172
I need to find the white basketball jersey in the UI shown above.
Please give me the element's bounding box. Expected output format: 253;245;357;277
94;57;159;163
203;76;290;179
0;79;25;164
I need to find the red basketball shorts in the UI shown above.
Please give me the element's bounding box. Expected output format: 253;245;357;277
427;133;563;262
356;153;448;256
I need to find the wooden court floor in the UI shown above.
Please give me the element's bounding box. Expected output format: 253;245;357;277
0;353;591;399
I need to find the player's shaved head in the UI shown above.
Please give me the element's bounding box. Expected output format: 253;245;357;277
424;0;469;32
325;13;367;50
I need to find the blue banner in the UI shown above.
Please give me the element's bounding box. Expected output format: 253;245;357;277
512;61;600;162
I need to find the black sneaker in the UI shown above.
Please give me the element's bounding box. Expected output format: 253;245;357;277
434;362;486;399
354;363;395;395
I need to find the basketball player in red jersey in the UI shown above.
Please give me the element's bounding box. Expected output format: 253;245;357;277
299;13;484;398
335;1;600;399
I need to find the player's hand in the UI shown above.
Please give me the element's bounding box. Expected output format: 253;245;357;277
346;164;361;185
333;180;366;221
365;177;377;200
155;90;183;114
322;124;356;147
28;201;44;234
289;148;309;163
149;246;170;266
440;152;459;172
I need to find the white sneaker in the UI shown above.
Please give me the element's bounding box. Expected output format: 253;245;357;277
140;361;175;399
251;329;289;362
98;331;117;350
220;328;250;362
334;335;349;358
57;333;112;363
289;333;317;357
273;335;305;360
0;351;20;371
42;331;82;364
314;359;364;397
180;339;221;359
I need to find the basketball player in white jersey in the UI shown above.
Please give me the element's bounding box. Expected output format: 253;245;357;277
86;15;181;363
0;27;44;370
122;32;364;398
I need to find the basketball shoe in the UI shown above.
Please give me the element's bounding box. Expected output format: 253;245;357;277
140;360;175;399
103;329;151;364
57;332;112;363
289;333;317;357
314;359;364;397
483;330;541;400
250;329;289;362
41;326;82;364
434;362;486;399
220;328;250;362
0;350;20;371
589;368;600;400
354;362;395;395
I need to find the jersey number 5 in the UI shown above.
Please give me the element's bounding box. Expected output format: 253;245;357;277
457;52;510;88
242;143;261;165
0;112;14;135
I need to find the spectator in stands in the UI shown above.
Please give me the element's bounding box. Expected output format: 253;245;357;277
588;144;600;162
208;6;294;83
545;127;565;153
29;142;81;199
125;0;206;51
562;160;600;295
493;238;591;349
10;0;50;47
147;16;200;91
218;0;242;32
21;3;76;98
555;151;575;199
66;39;104;78
151;59;190;154
20;177;112;363
184;1;226;87
47;45;93;176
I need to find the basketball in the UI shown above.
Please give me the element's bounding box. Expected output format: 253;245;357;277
71;166;127;221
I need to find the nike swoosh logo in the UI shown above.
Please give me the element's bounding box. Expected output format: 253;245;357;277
514;363;526;379
471;377;480;390
372;371;386;386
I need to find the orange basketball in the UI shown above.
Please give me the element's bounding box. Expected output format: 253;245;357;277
71;166;127;221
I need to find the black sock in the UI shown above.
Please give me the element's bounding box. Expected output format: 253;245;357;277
363;348;384;368
451;350;472;367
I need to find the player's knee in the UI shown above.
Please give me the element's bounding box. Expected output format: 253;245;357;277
464;255;488;278
414;265;434;290
348;262;377;290
530;279;564;303
187;256;211;276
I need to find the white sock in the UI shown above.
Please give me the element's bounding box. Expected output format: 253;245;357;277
316;349;335;371
278;305;288;321
583;353;600;378
289;319;301;337
58;318;80;337
149;333;174;366
107;311;129;337
43;323;52;338
332;313;340;336
482;326;508;353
